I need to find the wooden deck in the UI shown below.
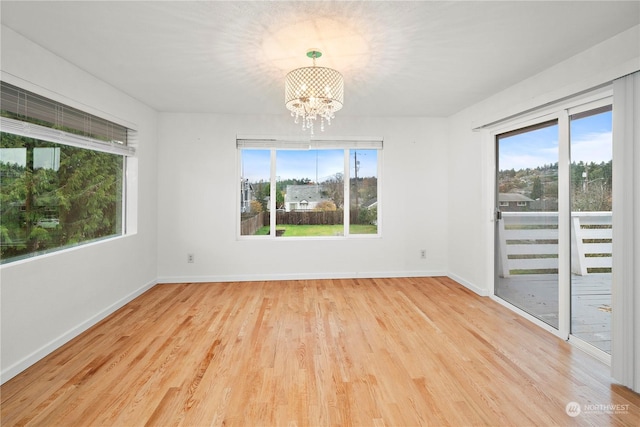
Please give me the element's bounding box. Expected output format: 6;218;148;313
496;273;611;352
2;277;637;426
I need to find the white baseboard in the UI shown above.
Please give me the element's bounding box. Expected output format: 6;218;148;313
0;278;157;385
446;272;490;296
156;270;447;284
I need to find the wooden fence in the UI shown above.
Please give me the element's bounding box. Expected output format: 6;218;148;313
240;213;264;236
497;211;612;277
241;209;374;235
276;210;344;225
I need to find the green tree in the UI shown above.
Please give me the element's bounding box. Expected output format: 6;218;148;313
570;160;612;211
530;176;543;200
1;132;123;260
56;146;122;243
358;177;377;204
276;190;285;209
321;173;344;208
358;205;377;225
254;180;270;211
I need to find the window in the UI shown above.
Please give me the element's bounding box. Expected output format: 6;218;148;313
0;82;134;264
516;201;527;207
238;138;381;238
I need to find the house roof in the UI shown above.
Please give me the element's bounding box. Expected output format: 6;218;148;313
499;193;534;202
285;185;329;204
362;198;378;209
1;2;637;117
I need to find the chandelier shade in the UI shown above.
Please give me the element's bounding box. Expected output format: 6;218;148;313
285;50;344;135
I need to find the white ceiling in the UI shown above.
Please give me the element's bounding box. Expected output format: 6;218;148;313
1;1;638;117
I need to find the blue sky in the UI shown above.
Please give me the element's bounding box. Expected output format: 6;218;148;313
241;149;378;182
499;111;612;171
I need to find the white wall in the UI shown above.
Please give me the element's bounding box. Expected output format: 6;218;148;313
0;27;159;382
157;114;449;282
447;25;640;295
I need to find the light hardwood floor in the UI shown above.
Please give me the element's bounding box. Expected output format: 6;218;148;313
2;277;639;426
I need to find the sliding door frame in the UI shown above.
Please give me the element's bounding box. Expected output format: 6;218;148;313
485;87;613;349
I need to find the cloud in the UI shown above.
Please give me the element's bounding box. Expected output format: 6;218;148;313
499;130;611;171
570;131;612;164
499;152;557;170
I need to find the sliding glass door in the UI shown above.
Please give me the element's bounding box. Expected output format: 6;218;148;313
569;105;613;353
494;97;613;359
495;120;560;329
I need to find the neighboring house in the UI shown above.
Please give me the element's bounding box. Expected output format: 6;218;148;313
362;198;377;210
284;184;330;211
498;193;535;212
240;179;253;213
361;198;378;225
529;198;558;212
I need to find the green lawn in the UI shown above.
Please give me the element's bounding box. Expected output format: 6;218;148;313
254;224;377;236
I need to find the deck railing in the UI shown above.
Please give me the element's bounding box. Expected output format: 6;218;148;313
497;211;612;277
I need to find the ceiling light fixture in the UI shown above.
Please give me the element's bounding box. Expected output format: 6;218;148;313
285;49;344;135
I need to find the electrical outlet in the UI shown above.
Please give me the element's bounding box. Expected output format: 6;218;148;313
187;253;194;263
420;249;427;259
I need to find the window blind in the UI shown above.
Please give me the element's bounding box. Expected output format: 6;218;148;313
236;135;383;150
1;116;135;156
1;81;129;146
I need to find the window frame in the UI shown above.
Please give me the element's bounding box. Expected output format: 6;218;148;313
0;82;136;265
237;136;383;240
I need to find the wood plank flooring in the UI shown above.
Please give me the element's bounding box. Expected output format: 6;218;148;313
2;277;639;426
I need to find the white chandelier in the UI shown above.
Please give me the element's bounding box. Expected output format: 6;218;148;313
285;50;344;135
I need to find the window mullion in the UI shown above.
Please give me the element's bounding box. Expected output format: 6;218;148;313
343;149;350;237
557;109;571;339
270;149;276;237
